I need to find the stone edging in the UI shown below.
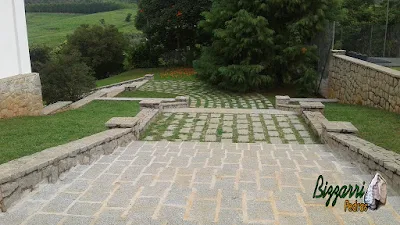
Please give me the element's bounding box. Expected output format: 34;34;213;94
302;108;400;191
0;107;159;212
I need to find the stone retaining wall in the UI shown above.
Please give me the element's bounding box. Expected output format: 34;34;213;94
302;109;400;191
0;107;159;212
328;53;400;113
0;73;43;119
0;128;133;212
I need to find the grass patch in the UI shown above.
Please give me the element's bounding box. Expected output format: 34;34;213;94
392;67;400;71
27;7;139;47
0;101;140;164
96;67;197;87
324;103;400;153
117;91;178;98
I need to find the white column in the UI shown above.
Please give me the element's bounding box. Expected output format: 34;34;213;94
0;0;32;79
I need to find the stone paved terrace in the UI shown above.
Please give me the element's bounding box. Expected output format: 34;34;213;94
142;112;316;144
138;80;274;109
1;141;399;225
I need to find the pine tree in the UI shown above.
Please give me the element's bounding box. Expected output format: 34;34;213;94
194;0;340;93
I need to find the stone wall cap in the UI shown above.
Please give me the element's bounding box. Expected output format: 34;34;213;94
275;95;290;100
322;121;358;133
334;54;400;78
299;101;325;109
0;128;130;184
105;117;139;128
175;96;189;102
140;99;162;104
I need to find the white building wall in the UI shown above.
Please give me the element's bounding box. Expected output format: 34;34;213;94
0;0;32;79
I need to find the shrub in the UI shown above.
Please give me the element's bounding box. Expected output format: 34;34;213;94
40;50;95;104
125;13;132;22
127;41;161;68
64;24;127;79
29;45;52;73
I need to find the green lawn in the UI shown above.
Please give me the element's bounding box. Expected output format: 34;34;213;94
0;101;140;165
324;103;400;153
27;7;140;47
393;67;400;71
96;67;197;87
117;90;178;98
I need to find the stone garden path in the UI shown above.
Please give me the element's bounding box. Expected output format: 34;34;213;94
142;109;316;144
138;80;274;109
1;80;399;224
1;141;399;225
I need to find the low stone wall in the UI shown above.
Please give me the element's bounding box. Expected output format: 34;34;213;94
302;109;400;191
139;96;190;110
275;96;325;115
0;128;133;212
0;107;159;212
328;53;400;113
0;73;43;119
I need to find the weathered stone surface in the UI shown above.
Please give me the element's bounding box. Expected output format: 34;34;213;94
322;121;358;134
299;101;325;114
328;54;400;114
139;99;162;109
0;73;43;119
302;111;328;136
105;117;139;128
275;95;290;106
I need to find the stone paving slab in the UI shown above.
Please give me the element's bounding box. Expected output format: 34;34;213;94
1;141;399;225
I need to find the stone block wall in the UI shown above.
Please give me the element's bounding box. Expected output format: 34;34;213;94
0;73;43;119
328;54;400;113
302;109;400;192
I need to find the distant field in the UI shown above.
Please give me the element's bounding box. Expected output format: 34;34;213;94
26;7;140;47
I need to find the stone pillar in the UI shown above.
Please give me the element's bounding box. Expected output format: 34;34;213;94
0;73;43;119
0;0;43;119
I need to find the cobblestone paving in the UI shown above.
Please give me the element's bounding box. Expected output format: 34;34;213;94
142;113;316;144
1;141;399;225
138;80;274;109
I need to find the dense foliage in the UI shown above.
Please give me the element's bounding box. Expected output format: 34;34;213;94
63;24;127;79
29;45;52;73
194;0;339;94
40;50;95;104
336;0;400;57
26;2;124;14
134;0;211;66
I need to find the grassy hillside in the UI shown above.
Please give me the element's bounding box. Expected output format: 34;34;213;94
27;6;140;47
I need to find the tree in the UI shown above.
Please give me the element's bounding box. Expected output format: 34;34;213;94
337;0;400;57
135;0;211;65
194;0;339;93
40;50;95;104
64;24;127;79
